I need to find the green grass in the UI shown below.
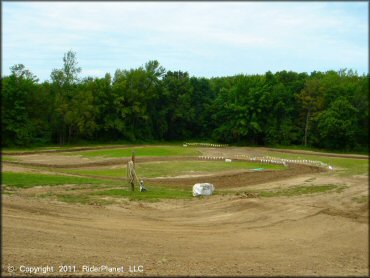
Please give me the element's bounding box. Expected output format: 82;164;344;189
63;160;285;178
267;144;368;155
57;194;93;204
72;146;200;158
2;172;120;188
2;156;18;162
93;185;192;201
63;167;126;177
2;141;136;153
57;194;113;205
266;151;368;176
1;141;189;153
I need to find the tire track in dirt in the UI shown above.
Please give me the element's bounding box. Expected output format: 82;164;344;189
145;163;325;189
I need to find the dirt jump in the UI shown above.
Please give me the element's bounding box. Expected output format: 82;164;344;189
2;145;368;276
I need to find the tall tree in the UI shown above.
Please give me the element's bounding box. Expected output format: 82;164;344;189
317;97;359;150
297;78;324;146
50;50;81;144
1;65;39;145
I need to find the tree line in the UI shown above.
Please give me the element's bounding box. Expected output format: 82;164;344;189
2;51;368;151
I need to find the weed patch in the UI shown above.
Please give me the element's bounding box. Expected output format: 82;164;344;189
258;184;346;197
352;195;368;204
2;172;120;188
93;185;192;201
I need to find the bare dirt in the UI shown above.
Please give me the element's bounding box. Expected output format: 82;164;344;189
2;146;368;276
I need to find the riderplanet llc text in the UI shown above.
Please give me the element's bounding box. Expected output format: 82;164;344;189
6;264;144;274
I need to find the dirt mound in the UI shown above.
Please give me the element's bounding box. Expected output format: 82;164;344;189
2;190;368;276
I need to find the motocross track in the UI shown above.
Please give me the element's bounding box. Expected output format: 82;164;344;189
2;146;368;276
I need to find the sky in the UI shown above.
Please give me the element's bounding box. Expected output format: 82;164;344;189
2;1;368;82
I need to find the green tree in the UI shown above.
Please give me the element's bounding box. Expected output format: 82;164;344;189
50;50;81;144
162;71;194;140
297;78;324;146
1;65;39;146
317;97;359;150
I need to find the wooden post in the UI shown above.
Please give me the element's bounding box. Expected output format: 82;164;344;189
129;150;136;191
132;150;136;168
128;161;135;192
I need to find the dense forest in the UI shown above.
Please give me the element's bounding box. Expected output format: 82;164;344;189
2;51;368;151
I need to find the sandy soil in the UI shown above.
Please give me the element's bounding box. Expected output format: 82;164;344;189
2;146;368;276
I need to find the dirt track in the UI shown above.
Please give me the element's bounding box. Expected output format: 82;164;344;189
2;146;368;276
147;163;324;188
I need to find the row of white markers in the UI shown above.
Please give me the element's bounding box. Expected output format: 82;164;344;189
198;155;334;170
184;143;228;148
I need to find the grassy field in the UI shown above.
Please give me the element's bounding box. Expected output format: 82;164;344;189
70;146;200;158
54;185;195;204
62;160;285;178
2;156;18;162
2;142;192;154
2;172;120;188
2;144;366;204
266;151;368;176
267;144;368;155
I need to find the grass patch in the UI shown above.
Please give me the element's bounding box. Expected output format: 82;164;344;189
73;146;200;158
63;167;126;177
352;195;368;204
2;172;120;188
56;194;113;205
93;185;192;201
1;191;14;195
266;151;368;176
2;156;18;162
1;141;187;153
268;144;368;155
257;184;346;197
63;160;285;178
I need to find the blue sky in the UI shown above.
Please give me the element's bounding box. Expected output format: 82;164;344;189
2;1;368;82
